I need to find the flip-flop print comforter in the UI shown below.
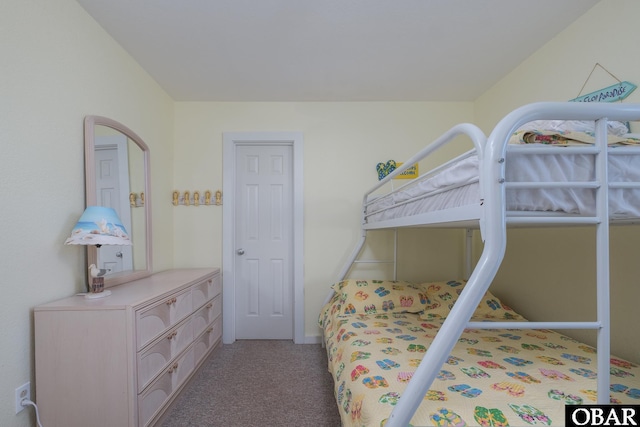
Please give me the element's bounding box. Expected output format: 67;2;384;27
319;280;640;427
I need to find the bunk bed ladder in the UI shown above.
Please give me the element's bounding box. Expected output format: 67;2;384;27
488;118;613;407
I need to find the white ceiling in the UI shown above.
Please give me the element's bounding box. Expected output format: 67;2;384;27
76;0;599;102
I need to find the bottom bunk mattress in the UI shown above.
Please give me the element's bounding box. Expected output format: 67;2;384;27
319;279;640;427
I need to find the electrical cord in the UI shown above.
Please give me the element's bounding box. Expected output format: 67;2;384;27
21;399;44;427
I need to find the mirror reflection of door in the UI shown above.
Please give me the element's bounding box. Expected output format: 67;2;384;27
95;134;133;273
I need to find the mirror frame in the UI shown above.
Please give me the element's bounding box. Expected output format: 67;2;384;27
84;115;153;287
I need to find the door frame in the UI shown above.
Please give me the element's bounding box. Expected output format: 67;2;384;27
222;132;304;344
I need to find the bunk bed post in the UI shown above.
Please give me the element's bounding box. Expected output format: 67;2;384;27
594;117;611;404
464;228;473;280
393;229;398;281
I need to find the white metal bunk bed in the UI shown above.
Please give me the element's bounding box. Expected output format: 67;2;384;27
324;102;640;427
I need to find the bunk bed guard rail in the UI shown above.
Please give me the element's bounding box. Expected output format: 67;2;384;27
335;123;487;284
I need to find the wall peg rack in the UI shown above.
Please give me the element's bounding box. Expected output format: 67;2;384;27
172;190;222;206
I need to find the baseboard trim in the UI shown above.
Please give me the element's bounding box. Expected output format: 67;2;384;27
304;335;322;344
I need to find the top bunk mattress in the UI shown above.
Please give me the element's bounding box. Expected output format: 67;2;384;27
366;125;640;225
366;149;640;223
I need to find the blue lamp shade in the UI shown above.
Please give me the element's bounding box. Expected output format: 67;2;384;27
65;206;132;247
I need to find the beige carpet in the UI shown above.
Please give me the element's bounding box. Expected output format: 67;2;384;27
162;340;342;427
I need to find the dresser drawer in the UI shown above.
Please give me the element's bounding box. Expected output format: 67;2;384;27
136;289;193;350
138;346;195;427
210;316;222;343
137;318;194;392
209;273;222;299
192;277;211;310
192;295;222;338
193;318;222;366
192;274;222;310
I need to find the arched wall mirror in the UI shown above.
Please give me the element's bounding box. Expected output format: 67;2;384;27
84;116;152;287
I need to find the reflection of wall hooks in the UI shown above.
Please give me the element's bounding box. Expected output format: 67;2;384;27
129;192;145;208
172;190;222;206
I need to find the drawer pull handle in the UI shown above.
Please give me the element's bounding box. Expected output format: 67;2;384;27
206;303;213;309
168;363;179;374
206;327;213;334
208;279;212;284
167;331;178;340
166;297;178;306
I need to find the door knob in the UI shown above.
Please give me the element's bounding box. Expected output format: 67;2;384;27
116;252;123;258
236;248;245;255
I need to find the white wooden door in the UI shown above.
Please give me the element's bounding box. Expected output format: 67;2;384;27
234;144;293;339
95;135;133;273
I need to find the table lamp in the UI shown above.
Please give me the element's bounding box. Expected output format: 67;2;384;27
65;206;132;299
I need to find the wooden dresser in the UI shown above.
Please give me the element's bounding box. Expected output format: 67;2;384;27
34;268;222;427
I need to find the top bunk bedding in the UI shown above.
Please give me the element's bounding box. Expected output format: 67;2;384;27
365;118;640;227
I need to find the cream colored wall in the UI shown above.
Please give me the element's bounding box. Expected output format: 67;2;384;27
474;0;640;363
172;102;475;340
0;1;174;426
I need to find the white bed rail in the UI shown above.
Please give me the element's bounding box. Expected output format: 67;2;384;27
365;123;486;200
385;102;640;427
363;124;486;230
336;123;486;282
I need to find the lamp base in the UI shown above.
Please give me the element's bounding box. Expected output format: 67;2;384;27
85;290;112;299
85;277;110;299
